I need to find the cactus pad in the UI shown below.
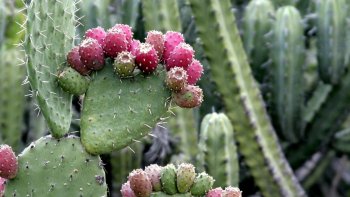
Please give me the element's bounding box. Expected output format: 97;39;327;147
4;135;108;196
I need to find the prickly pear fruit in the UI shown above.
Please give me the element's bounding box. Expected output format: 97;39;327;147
207;187;223;197
172;85;203;108
58;67;91;95
163;31;184;64
161;164;178;195
145;164;163;192
130;39;141;57
223;187;242;197
129;169;153;197
135;43;159;74
177;163;196;193
0;177;5;196
166;43;194;70
111;24;133;48
0;145;18;179
67;46;91;76
114;51;136;78
190;172;214;196
79;38;105;70
166;67;188;92
186;59;203;85
121;181;137;197
85;26;106;46
103;29;128;58
146;30;164;60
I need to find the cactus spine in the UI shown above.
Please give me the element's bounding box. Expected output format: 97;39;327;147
188;0;305;196
243;0;274;82
198;112;239;187
270;6;305;142
316;0;347;84
25;0;76;138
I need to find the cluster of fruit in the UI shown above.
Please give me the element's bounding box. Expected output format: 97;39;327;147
121;163;242;197
65;24;203;108
0;145;17;196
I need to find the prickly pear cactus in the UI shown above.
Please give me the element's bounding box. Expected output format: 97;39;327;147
25;0;75;138
316;0;347;84
270;6;305;142
4;135;108;196
81;64;171;154
198;112;239;188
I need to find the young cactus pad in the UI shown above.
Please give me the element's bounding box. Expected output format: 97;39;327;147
81;64;171;155
4;135;108;196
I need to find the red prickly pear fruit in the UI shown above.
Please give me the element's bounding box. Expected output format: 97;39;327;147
223;187;242;197
146;30;164;60
165;67;188;92
187;59;203;85
79;38;105;70
135;43;159;74
128;169;153;197
163;31;184;64
85;26;106;46
0;145;18;179
166;43;194;71
103;29;128;58
67;46;91;75
177;163;196;193
145;164;163;192
207;188;224;197
121;181;137;197
114;51;136;78
130;39;141;57
172;85;203;108
111;24;133;49
0;177;6;197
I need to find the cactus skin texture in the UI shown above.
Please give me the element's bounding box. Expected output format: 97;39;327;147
198;112;239;188
188;0;306;196
0;48;25;152
243;0;274;82
270;6;305;142
4;135;107;196
81;64;171;154
142;0;182;32
57;67;90;96
25;0;75;138
316;0;347;85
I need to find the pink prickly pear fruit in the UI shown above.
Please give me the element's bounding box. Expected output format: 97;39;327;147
135;43;159;74
0;145;18;179
111;24;133;49
85;26;106;46
165;67;188;92
114;51;136;78
163;31;184;64
103;29;128;58
121;181;137;197
79;38;105;70
207;187;224;197
128;169;153;197
223;187;242;197
172;85;203;108
146;30;164;60
177;163;196;193
166;43;194;71
145;164;163;192
67;46;91;75
130;39;141;57
187;59;203;85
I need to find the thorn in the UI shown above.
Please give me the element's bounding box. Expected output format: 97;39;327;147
127;146;135;154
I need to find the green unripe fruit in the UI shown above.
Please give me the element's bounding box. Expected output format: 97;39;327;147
114;51;136;78
176;163;196;193
58;67;90;95
160;164;178;195
190;172;214;196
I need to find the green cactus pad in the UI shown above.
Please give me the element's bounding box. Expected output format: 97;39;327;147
4;135;108;196
81;64;171;154
58;67;90;96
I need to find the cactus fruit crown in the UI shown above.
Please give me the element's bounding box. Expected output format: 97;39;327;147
121;163;242;197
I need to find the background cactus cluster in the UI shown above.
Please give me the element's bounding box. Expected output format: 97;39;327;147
2;0;350;196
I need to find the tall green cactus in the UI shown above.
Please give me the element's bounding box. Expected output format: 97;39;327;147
198;112;239;187
0;0;6;46
316;0;347;84
270;6;305;142
243;0;274;82
188;0;305;196
5;135;108;196
25;0;75;138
